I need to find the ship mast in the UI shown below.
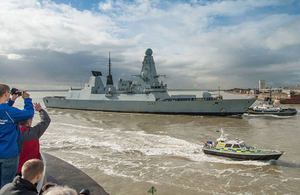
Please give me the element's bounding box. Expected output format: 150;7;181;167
106;52;114;85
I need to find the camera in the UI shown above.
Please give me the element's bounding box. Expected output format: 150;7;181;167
10;88;22;96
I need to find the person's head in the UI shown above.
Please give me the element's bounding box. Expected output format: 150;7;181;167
0;84;10;101
43;185;77;195
19;118;33;127
21;159;44;184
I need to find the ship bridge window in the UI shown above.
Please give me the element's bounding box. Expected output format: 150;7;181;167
232;144;240;148
225;144;232;148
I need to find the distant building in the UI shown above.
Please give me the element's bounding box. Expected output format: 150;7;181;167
260;88;282;93
259;80;265;91
289;86;300;92
282;86;300;94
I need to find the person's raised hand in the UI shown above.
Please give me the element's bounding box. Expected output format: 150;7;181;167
22;90;30;99
34;102;42;111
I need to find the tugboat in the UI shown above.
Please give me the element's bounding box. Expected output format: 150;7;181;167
247;97;297;116
203;130;283;160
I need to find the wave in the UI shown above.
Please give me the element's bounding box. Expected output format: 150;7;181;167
42;122;270;167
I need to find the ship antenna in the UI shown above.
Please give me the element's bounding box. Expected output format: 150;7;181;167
106;52;114;85
109;52;111;76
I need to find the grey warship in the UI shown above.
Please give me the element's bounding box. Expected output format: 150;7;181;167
43;48;255;116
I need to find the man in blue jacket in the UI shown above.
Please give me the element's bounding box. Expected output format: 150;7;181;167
0;84;34;188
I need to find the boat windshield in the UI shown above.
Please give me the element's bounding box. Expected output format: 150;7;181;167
240;143;252;149
225;143;232;148
232;144;240;148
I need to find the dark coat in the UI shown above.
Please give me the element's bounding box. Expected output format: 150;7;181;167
0;176;38;195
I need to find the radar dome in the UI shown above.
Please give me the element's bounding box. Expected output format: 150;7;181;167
145;48;153;56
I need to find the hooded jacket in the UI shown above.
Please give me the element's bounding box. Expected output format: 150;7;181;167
17;109;51;173
0;176;38;195
0;98;34;159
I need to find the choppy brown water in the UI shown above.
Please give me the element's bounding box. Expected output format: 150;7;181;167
14;91;300;195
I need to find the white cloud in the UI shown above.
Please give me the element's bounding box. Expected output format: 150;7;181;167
7;53;25;60
197;0;287;16
265;18;300;50
99;0;113;11
0;0;130;56
0;0;299;88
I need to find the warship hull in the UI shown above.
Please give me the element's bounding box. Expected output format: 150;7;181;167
43;48;256;115
43;96;255;116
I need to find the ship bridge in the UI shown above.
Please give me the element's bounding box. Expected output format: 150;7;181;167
118;48;167;94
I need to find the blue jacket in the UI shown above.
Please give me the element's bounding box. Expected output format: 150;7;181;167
0;98;34;159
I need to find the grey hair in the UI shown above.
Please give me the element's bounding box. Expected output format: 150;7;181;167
43;185;77;195
18;118;33;126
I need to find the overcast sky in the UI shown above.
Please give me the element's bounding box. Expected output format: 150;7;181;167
0;0;300;90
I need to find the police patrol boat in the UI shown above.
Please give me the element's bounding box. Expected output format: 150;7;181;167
247;97;297;116
43;49;255;116
203;129;283;160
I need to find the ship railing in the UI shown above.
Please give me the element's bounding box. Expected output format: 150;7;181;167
162;97;217;101
44;96;66;100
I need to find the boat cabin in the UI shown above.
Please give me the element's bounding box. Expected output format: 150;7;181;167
217;141;247;149
253;104;281;112
212;139;256;153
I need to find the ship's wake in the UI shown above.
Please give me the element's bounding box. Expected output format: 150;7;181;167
42;122;271;167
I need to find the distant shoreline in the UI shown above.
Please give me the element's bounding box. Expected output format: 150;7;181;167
225;91;289;101
29;89;218;92
165;89;221;91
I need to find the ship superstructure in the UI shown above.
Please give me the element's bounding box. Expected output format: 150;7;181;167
43;48;255;116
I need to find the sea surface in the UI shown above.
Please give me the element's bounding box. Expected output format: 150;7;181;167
13;91;300;195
